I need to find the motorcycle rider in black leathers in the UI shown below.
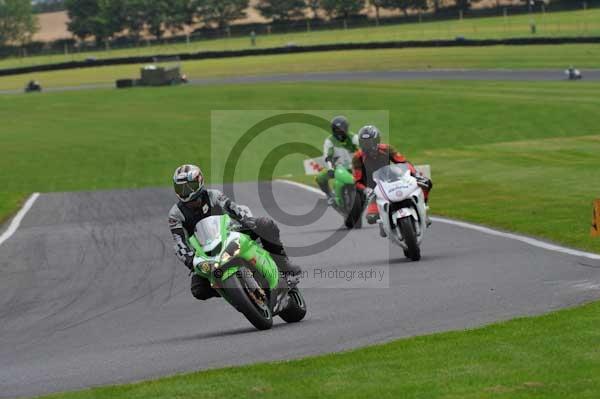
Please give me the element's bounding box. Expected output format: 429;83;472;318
168;164;301;301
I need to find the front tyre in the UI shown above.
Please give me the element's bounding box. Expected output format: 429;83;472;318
399;217;421;261
279;288;307;323
220;269;273;330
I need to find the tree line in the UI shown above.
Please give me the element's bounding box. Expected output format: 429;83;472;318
0;0;575;48
61;0;508;44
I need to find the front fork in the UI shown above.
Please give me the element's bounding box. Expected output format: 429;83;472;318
377;201;420;246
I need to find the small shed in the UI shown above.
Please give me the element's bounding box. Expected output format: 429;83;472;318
139;64;182;86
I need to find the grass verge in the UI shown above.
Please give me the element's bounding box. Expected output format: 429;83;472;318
2;44;600;91
35;299;600;399
1;80;599;252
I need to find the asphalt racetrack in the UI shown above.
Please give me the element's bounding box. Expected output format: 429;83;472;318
1;181;600;398
1;69;600;95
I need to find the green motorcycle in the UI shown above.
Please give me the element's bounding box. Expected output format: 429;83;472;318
189;214;307;330
328;148;364;229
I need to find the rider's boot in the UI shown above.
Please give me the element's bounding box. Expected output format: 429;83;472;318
323;186;337;207
317;178;337;207
367;214;380;225
366;200;380;225
272;252;302;287
327;196;336;207
253;217;302;287
317;179;331;197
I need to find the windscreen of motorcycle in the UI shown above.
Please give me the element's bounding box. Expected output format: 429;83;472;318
373;165;416;202
194;216;223;252
373;164;411;182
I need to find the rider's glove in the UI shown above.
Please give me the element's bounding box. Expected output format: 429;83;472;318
240;216;257;230
327;169;335;179
415;176;432;191
364;187;375;199
229;203;252;220
175;242;195;271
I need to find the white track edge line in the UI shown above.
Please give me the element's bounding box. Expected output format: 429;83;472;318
274;179;600;261
0;193;40;247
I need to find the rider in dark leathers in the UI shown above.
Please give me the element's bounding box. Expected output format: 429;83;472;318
168;164;300;300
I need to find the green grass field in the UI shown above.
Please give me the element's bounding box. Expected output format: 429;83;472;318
2;80;599;251
35;300;600;399
2;44;600;91
2;8;599;70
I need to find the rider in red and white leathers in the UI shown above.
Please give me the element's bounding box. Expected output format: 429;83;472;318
352;126;432;225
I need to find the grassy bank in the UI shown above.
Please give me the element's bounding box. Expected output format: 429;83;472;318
1;80;599;252
36;299;600;399
1;44;600;91
431;134;600;250
3;7;600;70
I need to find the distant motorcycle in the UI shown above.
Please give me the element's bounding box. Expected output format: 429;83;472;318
565;67;582;80
372;164;429;261
190;214;306;330
24;80;42;93
327;147;364;229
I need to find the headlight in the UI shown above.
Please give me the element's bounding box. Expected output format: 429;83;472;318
221;238;241;263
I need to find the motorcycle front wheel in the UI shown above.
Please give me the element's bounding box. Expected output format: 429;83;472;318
399;217;421;261
220;267;273;330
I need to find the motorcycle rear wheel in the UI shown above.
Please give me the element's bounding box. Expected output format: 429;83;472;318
279;288;307;323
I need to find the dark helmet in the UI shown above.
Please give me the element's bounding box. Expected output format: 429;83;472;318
331;116;349;141
358;125;381;155
173;164;205;202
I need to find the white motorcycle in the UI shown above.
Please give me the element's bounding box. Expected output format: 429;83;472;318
565;67;582;80
372;164;429;261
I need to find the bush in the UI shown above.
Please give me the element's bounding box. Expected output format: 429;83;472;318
22;41;46;54
48;38;77;51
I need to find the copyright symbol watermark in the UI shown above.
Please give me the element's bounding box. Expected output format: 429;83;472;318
210;110;389;258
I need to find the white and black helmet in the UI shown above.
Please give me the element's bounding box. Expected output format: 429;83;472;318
173;164;205;202
358;125;381;154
